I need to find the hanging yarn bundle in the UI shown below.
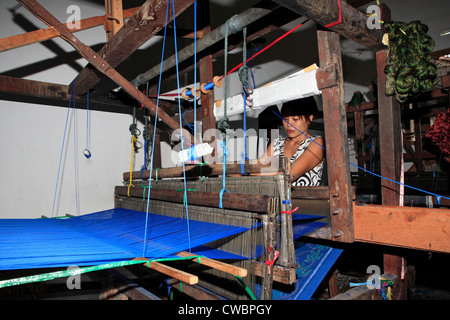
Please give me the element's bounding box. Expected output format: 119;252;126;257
425;108;450;157
384;20;438;104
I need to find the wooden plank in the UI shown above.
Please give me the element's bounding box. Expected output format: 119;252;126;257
123;161;281;181
176;251;247;277
115;185;272;214
354;203;450;253
134;258;198;285
0;7;139;52
272;0;386;50
0;75;131;111
317;27;354;242
252;262;296;285
73;0;194;95
291;186;330;200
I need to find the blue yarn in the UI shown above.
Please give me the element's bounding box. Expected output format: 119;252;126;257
72;86;79;216
271;109;450;201
85;90;90;152
0;208;252;270
193;1;197;141
172;0;192;252
51;83;75;218
219;140;230;208
143;0;171;257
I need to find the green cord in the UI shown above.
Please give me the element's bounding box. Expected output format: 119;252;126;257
234;275;257;300
0;256;206;289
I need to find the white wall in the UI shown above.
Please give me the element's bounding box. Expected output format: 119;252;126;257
0;0;144;218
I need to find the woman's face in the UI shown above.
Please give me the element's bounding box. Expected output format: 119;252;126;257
282;114;313;139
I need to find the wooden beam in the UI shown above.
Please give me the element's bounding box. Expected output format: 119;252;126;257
354;203;450;253
317;27;354;242
0;7;139;52
272;0;386;50
73;0;194;95
175;251;247;277
123;161;281;181
0;75;132;111
134;258;198;285
181;63;339;123
198;0;217;163
17;0;188;133
252;262;296;285
376;50;403;206
115;185;273;214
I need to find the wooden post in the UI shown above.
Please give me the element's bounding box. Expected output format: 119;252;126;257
376;49;408;299
105;0;124;41
317;26;354;242
198;0;217;163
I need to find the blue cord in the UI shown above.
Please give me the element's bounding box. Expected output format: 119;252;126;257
143;0;171;257
86;90;89;151
173;0;192;252
241;90;248;175
193;1;197;141
51;83;75;218
219;140;230;208
73;86;79;216
271;109;450;201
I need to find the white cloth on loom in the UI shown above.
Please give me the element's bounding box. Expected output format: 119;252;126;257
214;65;322;120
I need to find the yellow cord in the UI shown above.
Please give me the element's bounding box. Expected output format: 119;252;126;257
127;135;137;197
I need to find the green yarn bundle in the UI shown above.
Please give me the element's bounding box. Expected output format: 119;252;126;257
384;20;438;103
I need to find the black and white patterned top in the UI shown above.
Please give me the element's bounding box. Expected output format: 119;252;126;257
272;136;324;186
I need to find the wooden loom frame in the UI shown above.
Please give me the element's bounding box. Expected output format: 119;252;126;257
1;0;449;300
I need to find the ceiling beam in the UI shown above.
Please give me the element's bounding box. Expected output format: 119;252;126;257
72;0;195;95
0;7;139;52
16;0;190;134
272;0;386;50
0;75;132;112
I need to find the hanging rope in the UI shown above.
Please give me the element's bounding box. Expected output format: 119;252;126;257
83;90;91;159
193;1;198;142
173;0;192;252
239;27;252;175
218;19;231;208
127;134;137;197
143;0;171;257
51;83;77;218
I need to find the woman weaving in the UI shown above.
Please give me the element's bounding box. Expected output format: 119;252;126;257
261;97;325;186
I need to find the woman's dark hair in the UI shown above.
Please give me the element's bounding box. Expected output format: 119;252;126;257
280;96;319;120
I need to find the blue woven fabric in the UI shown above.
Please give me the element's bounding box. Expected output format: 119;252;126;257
0;208;251;271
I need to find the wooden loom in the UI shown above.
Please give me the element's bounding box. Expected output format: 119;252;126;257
1;0;449;300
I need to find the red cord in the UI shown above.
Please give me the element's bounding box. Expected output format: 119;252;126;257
324;0;342;28
219;18;310;81
151;18;311;97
